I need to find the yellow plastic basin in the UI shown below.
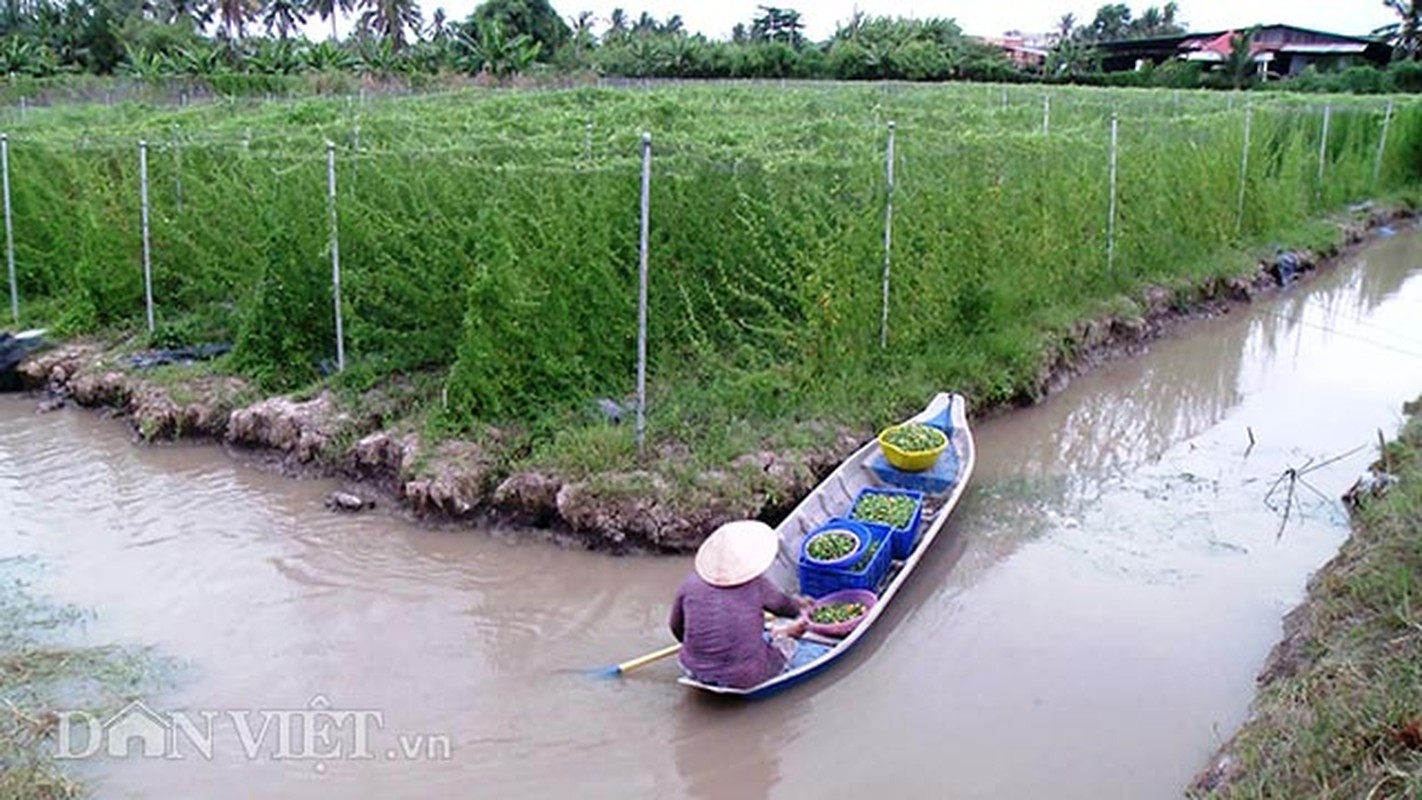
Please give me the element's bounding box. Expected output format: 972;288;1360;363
876;423;948;472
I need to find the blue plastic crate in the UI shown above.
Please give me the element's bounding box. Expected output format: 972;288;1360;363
848;486;925;560
798;520;892;598
867;444;960;496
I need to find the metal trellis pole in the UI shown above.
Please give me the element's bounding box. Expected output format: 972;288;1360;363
1317;105;1332;202
1237;104;1253;237
636;132;651;455
139;140;154;334
171;124;183;212
880;121;896;350
2;133;14;325
326;142;345;373
1107;113;1119;279
1374;100;1394;189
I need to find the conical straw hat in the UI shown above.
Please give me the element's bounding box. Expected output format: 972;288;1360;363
694;520;779;587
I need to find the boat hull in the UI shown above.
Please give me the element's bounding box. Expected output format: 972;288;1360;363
679;392;976;699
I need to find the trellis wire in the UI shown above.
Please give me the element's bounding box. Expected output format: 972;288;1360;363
3;92;1416;397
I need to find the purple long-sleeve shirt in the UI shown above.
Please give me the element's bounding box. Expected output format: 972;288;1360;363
668;573;800;689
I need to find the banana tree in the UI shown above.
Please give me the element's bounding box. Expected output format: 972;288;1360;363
303;38;357;70
172;42;232;75
119;44;174;79
455;20;539;79
0;37;59;76
247;36;307;72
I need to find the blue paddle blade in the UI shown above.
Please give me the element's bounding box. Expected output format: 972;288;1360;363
587;643;682;679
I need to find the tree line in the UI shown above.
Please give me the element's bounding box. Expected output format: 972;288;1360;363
0;0;1418;91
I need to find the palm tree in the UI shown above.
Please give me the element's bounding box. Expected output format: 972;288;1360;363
606;7;627;42
1055;12;1075;44
1161;1;1180;30
1047;37;1098;77
1222;27;1258;89
751;6;805;48
215;0;257;41
1130;4;1183;38
158;0;213;29
426;6;448;42
262;0;306;39
307;0;352;41
1135;7;1162;36
567;9;594;62
570;9;593;40
358;0;420;50
1384;0;1422;60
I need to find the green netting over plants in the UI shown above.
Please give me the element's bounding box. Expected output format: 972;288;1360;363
3;84;1419;432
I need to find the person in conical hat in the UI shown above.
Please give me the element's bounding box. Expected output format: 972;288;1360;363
668;520;812;689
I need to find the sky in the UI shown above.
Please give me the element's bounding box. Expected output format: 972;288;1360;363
415;1;1398;40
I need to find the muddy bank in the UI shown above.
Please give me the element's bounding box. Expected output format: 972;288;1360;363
10;205;1414;552
15;347;860;552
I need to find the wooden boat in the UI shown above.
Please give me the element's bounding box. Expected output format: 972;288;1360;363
678;391;976;699
0;329;46;391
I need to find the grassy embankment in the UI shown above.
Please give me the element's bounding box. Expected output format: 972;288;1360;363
1194;399;1422;798
2;84;1419;486
0;560;163;799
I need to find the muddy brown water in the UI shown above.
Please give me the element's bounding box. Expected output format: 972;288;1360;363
4;229;1422;799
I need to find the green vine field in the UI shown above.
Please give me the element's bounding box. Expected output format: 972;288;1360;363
4;83;1419;462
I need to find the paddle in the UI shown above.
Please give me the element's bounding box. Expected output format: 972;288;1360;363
589;612;794;679
589;642;682;678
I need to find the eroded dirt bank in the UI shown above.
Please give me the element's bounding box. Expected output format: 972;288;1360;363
10;206;1414;552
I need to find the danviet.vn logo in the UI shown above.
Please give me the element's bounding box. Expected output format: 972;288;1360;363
54;695;452;771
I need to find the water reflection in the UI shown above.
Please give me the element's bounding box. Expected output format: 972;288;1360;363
673;697;789;800
1001;227;1422;496
959;226;1422;590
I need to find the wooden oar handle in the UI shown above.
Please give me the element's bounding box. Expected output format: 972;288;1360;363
615;611;798;675
617;643;682;675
